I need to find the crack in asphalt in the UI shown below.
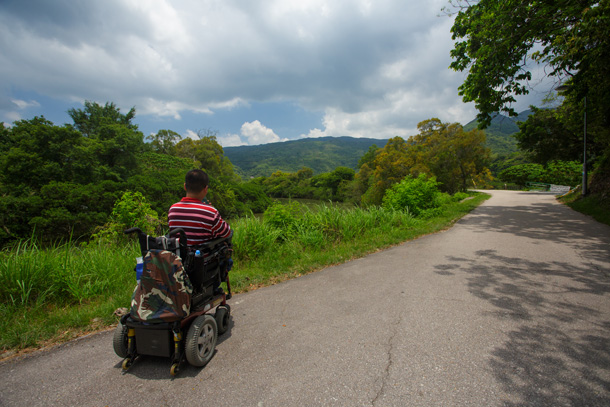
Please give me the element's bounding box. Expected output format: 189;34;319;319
371;312;403;406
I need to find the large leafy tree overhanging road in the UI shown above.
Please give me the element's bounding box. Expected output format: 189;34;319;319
447;0;610;195
1;191;610;406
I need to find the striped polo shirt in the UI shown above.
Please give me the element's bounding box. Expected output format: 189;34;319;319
168;197;231;246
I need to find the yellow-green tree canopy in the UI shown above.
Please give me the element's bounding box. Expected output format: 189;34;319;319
358;118;492;205
175;130;238;182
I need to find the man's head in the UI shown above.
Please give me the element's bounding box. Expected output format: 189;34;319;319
185;169;209;195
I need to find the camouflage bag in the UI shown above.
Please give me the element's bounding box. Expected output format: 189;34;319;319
130;250;193;323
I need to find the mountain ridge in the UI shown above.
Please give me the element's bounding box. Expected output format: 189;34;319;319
224;136;388;178
225;111;532;178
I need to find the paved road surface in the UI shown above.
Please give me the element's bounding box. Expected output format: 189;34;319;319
2;190;610;406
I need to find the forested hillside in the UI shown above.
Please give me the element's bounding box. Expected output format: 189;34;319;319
224;136;388;178
463;110;531;155
227;112;531;179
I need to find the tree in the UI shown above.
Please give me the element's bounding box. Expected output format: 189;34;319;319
175;130;238;182
357;144;379;169
449;0;610;197
0;103;148;244
514;106;583;164
499;163;544;186
358;119;491;204
0;122;10;153
68;101;145;182
311;166;355;200
448;0;610;128
0;117;89;193
499;160;580;186
126;152;193;215
360;137;413;205
408;119;492;193
68;101;138;137
147;129;182;155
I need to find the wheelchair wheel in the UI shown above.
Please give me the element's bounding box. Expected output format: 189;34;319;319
185;315;217;367
112;321;129;358
215;305;231;335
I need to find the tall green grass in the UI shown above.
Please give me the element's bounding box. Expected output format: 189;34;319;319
0;240;137;350
0;193;489;354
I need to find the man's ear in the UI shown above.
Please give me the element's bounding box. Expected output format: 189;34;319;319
184;183;187;191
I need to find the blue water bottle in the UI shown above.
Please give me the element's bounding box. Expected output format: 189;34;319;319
135;257;143;281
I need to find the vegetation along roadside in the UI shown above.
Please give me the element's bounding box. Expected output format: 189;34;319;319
0;192;488;359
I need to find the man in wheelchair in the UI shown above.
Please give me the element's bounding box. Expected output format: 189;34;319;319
118;170;233;374
168;169;233;301
168;169;232;246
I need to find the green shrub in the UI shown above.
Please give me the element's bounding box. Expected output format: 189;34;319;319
92;191;161;241
230;182;273;215
543;160;581;186
499;161;580;187
263;201;302;241
382;174;441;216
452;192;470;201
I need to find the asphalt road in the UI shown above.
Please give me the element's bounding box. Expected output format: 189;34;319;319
2;190;610;407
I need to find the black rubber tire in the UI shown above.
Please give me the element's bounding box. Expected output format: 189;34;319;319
185;315;217;367
215;306;231;335
112;321;129;358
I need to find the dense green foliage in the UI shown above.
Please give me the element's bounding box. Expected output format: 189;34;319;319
93;191;162;241
252;166;355;202
382;174;442;216
498;161;581;187
448;0;609;126
224;136;388;178
356;118;492;205
514;103;608;191
0;105;145;244
449;0;610;198
0;104;265;246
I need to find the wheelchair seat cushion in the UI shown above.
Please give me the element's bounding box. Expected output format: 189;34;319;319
130;250;193;323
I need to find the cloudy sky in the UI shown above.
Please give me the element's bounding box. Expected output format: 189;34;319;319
0;0;550;147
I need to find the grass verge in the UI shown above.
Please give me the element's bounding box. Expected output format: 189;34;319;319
558;189;610;227
0;192;489;358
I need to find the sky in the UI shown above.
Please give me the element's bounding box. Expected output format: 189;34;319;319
0;0;552;147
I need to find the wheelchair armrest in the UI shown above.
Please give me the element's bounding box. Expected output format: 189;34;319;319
191;231;233;252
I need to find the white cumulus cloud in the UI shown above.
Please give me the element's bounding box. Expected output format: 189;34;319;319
240;120;288;145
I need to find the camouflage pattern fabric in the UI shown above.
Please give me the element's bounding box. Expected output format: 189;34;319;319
130;250;193;323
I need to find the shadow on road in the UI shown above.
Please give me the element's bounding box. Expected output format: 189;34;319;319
434;251;610;406
458;200;610;266
432;196;610;405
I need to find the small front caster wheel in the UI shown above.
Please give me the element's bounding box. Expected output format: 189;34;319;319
122;358;132;371
170;363;180;376
215;306;231;335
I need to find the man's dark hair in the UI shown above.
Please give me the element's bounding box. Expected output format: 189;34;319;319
185;169;209;193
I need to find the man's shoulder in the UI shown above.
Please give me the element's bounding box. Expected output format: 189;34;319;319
170;199;219;212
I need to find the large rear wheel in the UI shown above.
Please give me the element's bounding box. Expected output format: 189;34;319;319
185;315;217;367
112;321;129;358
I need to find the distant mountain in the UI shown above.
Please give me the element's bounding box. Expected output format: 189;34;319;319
225;111;532;179
464;110;532;155
224;136;388;178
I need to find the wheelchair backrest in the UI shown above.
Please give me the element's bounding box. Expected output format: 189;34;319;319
130;249;193;323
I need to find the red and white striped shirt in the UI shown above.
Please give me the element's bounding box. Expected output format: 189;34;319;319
168;197;231;246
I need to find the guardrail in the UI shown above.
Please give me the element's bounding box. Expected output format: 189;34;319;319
525;182;572;195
